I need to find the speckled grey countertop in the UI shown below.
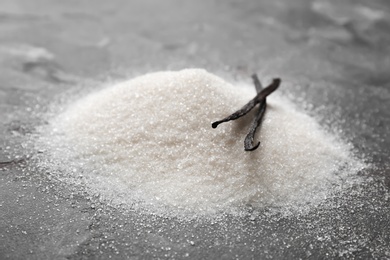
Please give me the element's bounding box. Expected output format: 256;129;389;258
1;0;389;259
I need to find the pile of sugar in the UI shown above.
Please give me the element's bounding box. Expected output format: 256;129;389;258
37;69;363;215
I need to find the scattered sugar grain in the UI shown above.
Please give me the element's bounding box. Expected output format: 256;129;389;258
36;68;365;216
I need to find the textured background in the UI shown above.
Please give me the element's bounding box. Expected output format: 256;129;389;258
1;0;389;259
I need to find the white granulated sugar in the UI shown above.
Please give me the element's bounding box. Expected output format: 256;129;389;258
38;68;364;215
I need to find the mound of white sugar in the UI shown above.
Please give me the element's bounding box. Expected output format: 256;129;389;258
38;68;363;214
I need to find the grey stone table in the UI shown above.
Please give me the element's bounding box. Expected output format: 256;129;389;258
1;0;389;259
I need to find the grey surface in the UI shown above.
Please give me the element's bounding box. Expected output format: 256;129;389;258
1;0;390;259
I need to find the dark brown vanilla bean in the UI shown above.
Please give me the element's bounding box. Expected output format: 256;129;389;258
245;74;266;151
211;78;280;129
253;78;280;103
244;100;266;151
251;74;263;93
211;97;260;128
211;75;281;151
